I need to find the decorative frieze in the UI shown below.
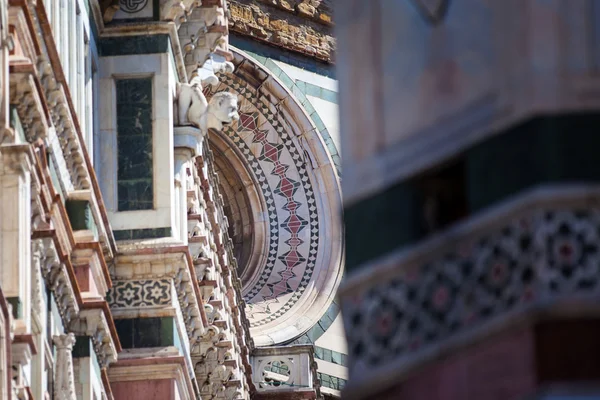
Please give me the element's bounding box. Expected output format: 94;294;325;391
108;279;173;309
36;54;91;191
39;239;80;327
111;251;206;346
7;72;48;144
340;188;600;389
227;0;335;62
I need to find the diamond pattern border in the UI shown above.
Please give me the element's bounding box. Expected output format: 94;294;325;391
210;74;320;328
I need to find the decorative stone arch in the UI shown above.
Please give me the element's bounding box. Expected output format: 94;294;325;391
207;48;344;346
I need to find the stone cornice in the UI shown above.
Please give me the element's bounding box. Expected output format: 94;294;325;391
0;142;33;175
88;2;192;83
31;231;82;326
7;68;49;144
227;0;334;62
34;0;117;259
11;333;37;371
114;244;209;340
29;140;121;366
32;225;122;369
7;0;117;261
101;23;188;82
247;0;333;27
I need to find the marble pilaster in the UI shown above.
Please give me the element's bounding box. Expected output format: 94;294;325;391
0;145;32;335
53;333;77;400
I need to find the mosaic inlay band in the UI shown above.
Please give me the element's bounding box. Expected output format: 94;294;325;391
208;74;319;328
342;207;600;376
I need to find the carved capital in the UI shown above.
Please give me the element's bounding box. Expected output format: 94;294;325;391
0;143;32;175
52;333;76;350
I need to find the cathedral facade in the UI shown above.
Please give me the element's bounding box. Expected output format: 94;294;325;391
0;0;344;399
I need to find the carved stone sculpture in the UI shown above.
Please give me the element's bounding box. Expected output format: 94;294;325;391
175;74;206;126
196;54;234;88
188;196;201;214
201;92;239;133
160;0;186;21
175;77;239;134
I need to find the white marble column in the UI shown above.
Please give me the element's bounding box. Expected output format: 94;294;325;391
53;333;77;400
30;239;47;400
174;147;194;244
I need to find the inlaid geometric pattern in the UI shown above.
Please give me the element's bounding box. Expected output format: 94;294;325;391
107;279;172;308
208;74;320;328
342;208;600;372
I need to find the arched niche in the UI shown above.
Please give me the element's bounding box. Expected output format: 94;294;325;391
207;48;344;345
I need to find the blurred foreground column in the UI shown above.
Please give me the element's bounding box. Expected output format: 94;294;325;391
336;1;600;399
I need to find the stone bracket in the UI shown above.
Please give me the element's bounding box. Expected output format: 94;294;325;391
69;303;121;369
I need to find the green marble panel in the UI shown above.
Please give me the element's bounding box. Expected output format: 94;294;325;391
114;317;176;349
113;227;171;241
6;297;21;319
345;113;600;272
99;34;169;56
65;200;92;231
72;336;93;358
116;78;154;211
467;114;600;211
344;182;422;271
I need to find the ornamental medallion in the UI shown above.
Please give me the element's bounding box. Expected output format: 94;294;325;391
119;0;148;13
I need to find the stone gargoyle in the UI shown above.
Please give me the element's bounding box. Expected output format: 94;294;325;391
175;76;240;135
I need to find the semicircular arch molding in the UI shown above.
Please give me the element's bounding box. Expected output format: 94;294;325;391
206;48;344;346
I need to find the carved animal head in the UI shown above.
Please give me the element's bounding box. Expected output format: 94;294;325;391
208;92;239;126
